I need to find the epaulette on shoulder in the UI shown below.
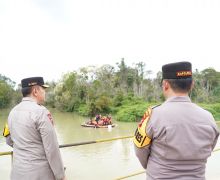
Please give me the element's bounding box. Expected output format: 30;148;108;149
151;104;161;109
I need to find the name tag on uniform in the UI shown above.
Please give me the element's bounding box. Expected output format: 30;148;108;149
133;108;152;148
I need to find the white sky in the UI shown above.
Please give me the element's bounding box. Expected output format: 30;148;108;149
0;0;220;85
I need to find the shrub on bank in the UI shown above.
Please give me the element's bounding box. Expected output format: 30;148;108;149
115;101;220;122
115;101;159;122
199;103;220;121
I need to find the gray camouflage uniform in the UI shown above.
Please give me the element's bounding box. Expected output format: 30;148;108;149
135;96;219;180
6;97;65;180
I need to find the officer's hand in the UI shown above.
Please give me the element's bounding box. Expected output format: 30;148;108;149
62;176;67;180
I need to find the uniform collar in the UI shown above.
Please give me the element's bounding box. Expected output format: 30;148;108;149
22;97;37;103
165;96;191;103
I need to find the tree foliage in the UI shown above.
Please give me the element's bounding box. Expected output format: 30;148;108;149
0;74;15;108
1;60;220;121
49;61;220;120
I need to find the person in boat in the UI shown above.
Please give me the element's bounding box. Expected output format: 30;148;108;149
133;61;219;180
98;119;104;126
3;77;66;180
107;115;112;125
87;117;94;125
86;115;98;126
101;116;108;125
102;115;112;125
95;114;101;124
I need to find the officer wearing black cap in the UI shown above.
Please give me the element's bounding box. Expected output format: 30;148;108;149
134;62;219;180
21;76;50;88
4;77;66;180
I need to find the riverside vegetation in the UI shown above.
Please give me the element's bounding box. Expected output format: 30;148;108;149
1;59;220;122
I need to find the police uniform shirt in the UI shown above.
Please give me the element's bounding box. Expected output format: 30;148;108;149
7;97;65;180
134;96;219;180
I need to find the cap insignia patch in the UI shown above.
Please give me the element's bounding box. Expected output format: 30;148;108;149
28;82;37;86
176;71;192;77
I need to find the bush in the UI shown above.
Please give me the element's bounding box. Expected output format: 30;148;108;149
200;103;220;121
0;81;14;108
77;104;90;116
115;101;158;122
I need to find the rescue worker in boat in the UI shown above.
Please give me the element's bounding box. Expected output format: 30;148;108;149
95;114;101;124
88;115;99;126
3;77;66;180
107;115;112;125
87;115;112;126
102;115;112;125
102;116;108;125
133;61;219;180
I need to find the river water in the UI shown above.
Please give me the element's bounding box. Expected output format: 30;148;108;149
0;109;220;180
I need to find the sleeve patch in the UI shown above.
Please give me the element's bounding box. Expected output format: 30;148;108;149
3;123;10;137
47;113;54;125
133;108;152;148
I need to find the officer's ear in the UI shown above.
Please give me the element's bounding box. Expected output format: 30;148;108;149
162;80;169;90
31;86;39;97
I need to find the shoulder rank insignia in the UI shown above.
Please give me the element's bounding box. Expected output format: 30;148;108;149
133;107;152;148
3;123;10;137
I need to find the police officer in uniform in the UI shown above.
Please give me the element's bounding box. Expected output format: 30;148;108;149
133;62;219;180
3;77;66;180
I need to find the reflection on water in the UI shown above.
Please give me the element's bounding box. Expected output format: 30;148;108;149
0;109;220;180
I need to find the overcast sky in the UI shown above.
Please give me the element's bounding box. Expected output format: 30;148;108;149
0;0;220;85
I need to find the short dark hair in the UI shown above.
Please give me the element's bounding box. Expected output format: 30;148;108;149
166;78;193;93
21;87;33;97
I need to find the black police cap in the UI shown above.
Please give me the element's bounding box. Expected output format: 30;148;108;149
162;61;192;79
21;77;49;88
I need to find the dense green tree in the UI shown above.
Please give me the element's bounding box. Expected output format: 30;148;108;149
54;72;79;111
191;68;220;103
2;60;220;122
45;81;57;108
0;74;15;108
50;61;220;121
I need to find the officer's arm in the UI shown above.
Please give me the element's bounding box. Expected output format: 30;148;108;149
6;135;13;147
37;110;65;180
134;144;151;169
133;108;154;169
133;123;153;169
212;128;219;150
3;123;13;147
